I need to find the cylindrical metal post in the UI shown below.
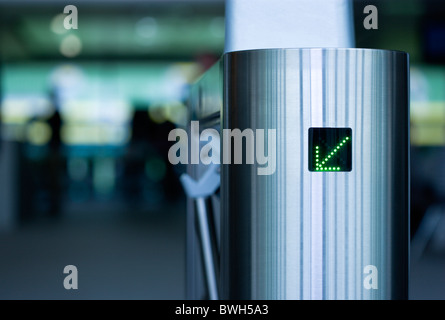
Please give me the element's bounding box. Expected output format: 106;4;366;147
221;48;410;300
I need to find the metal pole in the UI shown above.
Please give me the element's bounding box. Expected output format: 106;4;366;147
195;197;219;300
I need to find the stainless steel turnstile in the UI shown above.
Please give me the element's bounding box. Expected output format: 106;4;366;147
183;48;409;300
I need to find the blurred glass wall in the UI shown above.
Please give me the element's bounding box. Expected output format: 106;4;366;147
0;0;224;224
0;0;224;299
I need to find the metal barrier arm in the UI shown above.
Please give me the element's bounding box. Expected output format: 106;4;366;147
180;164;220;300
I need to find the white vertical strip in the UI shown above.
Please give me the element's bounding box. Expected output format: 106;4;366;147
355;52;364;299
225;0;355;53
310;49;324;300
362;51;372;300
325;51;336;300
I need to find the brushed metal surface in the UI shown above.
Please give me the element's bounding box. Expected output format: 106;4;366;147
220;48;410;299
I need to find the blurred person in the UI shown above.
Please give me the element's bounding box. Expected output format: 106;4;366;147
46;91;63;219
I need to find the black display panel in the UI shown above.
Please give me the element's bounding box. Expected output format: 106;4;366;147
309;127;352;172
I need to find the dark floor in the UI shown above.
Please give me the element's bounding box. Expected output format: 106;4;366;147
0;199;186;300
410;206;445;300
0;198;444;300
410;254;445;300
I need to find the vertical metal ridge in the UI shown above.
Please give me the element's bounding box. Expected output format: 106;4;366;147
322;49;328;300
309;49;324;300
302;49;311;299
343;49;350;300
282;50;287;300
359;50;366;300
298;50;304;300
333;49;339;300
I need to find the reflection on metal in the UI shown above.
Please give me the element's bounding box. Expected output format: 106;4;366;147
186;48;410;300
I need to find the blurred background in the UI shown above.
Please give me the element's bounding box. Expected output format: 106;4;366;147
0;0;444;299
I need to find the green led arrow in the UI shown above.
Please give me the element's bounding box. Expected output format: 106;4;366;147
316;136;350;171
